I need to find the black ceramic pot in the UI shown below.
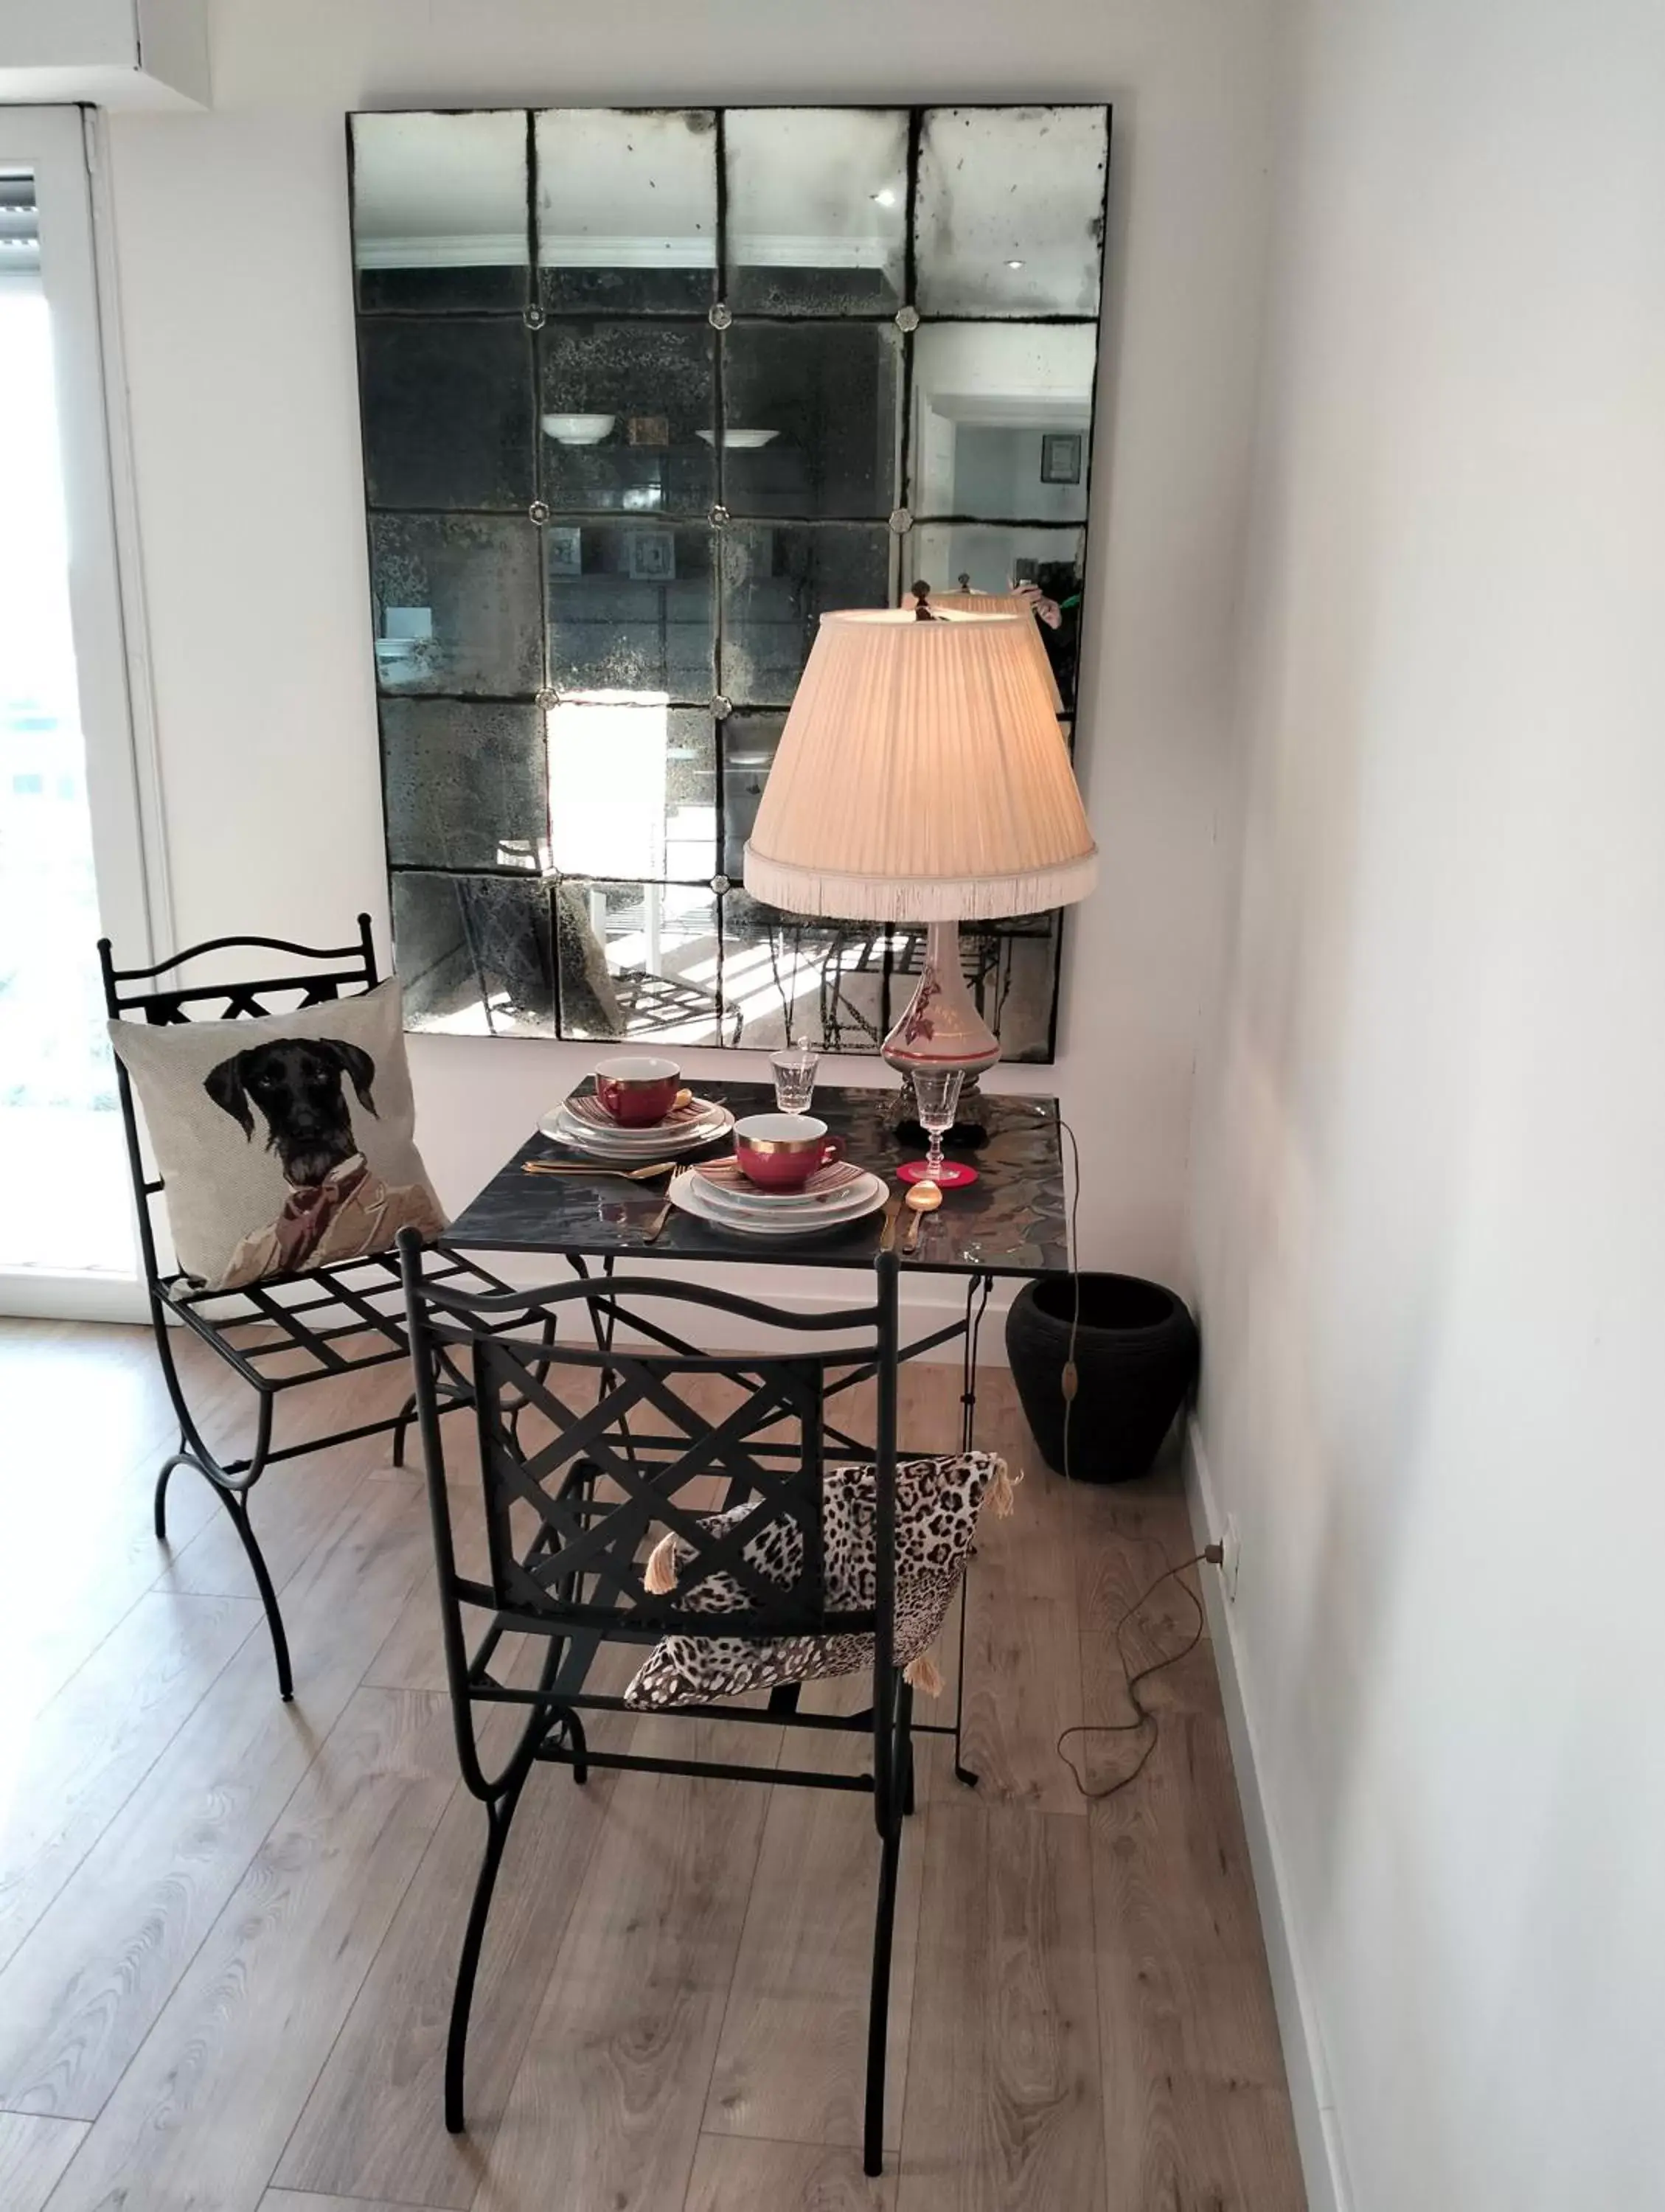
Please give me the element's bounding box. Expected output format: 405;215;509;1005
1004;1273;1200;1483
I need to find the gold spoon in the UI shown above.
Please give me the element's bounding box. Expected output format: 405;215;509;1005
901;1178;942;1254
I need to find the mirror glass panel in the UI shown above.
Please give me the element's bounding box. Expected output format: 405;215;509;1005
915;106;1108;316
382;700;547;872
720;894;890;1051
722;323;901;518
538;321;715;515
725;108;908;315
536;109;717;314
369;515;543;695
720;524;894;707
908;324;1094;523
394;870;553;1035
719;712;785;880
911;524;1085;706
360;319;535;510
547;700;716;881
555;879;723;1043
353;111;528;313
961;914;1061;1062
545;521;715;699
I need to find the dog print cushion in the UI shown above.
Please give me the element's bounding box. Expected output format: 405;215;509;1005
108;977;445;1290
623;1452;1008;1711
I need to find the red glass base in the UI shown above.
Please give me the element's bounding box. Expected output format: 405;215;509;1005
897;1157;979;1188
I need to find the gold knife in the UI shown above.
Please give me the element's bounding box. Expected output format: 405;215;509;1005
523;1158;676;1180
877;1189;906;1253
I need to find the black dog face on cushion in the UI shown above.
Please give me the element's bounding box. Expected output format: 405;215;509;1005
204;1038;378;1189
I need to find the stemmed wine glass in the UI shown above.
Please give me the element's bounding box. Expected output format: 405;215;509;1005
910;1066;964;1186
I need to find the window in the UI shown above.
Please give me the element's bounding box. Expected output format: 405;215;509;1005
0;112;153;1312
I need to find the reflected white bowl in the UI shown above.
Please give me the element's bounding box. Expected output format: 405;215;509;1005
695;427;779;449
542;413;616;445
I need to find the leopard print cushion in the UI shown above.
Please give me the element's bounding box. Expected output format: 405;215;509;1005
623;1452;1003;1711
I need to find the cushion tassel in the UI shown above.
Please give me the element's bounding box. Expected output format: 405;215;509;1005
643;1531;681;1596
990;1458;1023;1518
904;1650;944;1697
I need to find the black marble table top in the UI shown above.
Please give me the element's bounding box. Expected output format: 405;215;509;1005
444;1080;1066;1277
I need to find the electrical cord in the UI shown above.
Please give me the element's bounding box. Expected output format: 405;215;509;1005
1057;1550;1214;1801
1053;1114;1220;1802
1058;1117;1084;1483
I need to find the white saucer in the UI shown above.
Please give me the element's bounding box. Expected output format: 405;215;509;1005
538;1098;733;1156
668;1166;888;1237
690;1166;866;1213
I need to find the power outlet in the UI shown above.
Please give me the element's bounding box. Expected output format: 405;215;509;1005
1219;1514;1241;1601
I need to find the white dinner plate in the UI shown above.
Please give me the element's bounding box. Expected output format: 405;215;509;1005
546;1124;725;1159
667;1166;889;1238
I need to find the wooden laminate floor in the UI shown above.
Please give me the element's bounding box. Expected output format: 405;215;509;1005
0;1318;1304;2212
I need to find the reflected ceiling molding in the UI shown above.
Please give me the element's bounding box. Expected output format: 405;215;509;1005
358;230;524;268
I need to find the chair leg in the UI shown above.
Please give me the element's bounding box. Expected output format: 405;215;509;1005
215;1480;293;1702
149;1339;293;1700
153;1436;186;1540
863;1815;903;2177
446;1773;530;2134
391;1390;417;1469
953;1564;981;1790
564;1707;590;1786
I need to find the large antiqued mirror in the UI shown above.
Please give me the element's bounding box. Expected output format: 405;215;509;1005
350;105;1110;1057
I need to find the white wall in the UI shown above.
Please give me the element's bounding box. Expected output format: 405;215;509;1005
101;0;1279;1294
1192;1;1665;2205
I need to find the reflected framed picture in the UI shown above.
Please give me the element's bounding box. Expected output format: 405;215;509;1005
1040;432;1082;485
546;526;582;578
627;529;677;582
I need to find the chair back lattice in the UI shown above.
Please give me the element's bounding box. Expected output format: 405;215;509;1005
472;1336;844;1638
402;1258;901;1664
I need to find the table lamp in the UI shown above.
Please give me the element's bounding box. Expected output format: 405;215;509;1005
743;588;1097;1119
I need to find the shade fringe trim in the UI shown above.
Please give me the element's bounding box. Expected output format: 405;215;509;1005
741;845;1099;922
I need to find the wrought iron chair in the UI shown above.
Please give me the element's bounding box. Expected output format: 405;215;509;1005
398;1237;912;2177
100;916;516;1701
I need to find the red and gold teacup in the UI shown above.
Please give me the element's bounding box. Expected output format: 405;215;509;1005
594;1055;681;1128
734;1113;843;1192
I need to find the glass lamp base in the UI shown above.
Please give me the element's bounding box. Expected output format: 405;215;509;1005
881;920;1001;1076
897;1157;979;1187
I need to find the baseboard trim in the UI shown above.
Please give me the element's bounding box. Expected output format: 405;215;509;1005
0;1270;150;1324
1183;1415;1352;2212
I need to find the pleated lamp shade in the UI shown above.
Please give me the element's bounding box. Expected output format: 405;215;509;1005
743;609;1096;925
931;588;1066;713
